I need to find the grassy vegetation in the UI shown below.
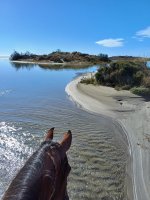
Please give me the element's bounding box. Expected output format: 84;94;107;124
9;51;110;64
80;76;96;85
110;56;150;62
81;61;150;96
130;87;150;96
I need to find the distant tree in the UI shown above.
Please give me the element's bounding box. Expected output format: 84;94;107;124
24;51;31;56
98;53;109;62
10;51;36;60
10;51;22;60
56;49;61;53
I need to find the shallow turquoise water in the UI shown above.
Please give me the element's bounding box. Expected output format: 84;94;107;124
0;60;128;200
147;61;150;68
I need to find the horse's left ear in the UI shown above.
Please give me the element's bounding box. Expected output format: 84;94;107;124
45;127;55;141
59;130;72;153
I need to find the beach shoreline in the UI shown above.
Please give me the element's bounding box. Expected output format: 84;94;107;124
65;74;150;200
11;60;67;65
10;60;95;66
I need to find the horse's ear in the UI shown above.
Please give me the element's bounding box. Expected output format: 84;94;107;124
45;127;55;141
59;130;72;153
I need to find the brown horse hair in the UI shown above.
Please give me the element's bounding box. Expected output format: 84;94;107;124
2;140;64;200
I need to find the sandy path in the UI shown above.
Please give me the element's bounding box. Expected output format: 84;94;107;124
65;74;150;200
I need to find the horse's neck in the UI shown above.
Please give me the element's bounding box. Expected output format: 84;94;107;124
3;148;55;200
38;153;56;200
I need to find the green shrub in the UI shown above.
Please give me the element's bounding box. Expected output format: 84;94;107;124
95;61;149;89
80;77;96;85
143;76;150;88
121;85;131;90
130;87;150;96
133;71;144;85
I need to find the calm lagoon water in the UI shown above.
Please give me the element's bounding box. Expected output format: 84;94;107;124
0;60;128;200
147;61;150;68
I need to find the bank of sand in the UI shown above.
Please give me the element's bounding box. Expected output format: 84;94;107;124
11;60;65;65
65;75;150;200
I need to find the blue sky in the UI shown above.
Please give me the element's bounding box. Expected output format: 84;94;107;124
0;0;150;56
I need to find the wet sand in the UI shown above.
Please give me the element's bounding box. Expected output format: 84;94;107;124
65;74;150;200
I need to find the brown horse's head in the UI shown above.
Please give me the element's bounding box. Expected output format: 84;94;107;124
41;128;72;200
2;128;72;200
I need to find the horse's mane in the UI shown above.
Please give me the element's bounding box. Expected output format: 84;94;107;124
3;140;58;200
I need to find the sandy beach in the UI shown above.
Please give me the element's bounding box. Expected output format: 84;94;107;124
65;74;150;200
10;60;91;66
11;60;66;65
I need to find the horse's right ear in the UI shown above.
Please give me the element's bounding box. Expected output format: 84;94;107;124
59;130;72;153
45;127;55;141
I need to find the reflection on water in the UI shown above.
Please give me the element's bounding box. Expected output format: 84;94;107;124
0;60;128;200
11;61;95;71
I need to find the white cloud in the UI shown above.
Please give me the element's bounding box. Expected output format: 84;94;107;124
136;26;150;38
96;38;124;47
